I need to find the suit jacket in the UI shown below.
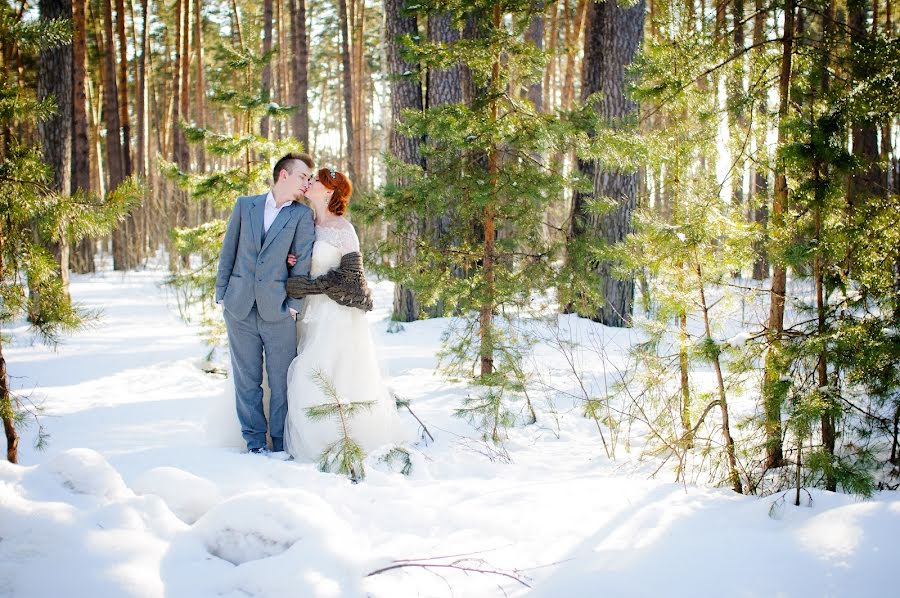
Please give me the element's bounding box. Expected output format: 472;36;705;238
215;193;316;322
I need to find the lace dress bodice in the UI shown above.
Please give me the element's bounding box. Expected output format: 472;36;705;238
310;217;359;277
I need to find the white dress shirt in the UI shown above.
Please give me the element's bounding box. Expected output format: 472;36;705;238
263;191;291;233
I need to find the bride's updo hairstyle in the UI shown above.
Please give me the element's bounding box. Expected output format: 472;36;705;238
318;168;352;216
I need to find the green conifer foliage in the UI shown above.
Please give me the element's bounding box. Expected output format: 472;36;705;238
162;44;302;345
362;1;601;441
306;369;376;481
770;21;900;497
0;9;139;463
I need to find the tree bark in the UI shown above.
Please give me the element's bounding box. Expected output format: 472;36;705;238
1;337;17;464
544;1;559;112
763;0;795;469
193;0;205;171
525;2;544;111
291;0;310;150
848;0;883;209
261;0;274;139
101;0;125;190
115;0;132;176
421;11;465;318
339;0;356;184
750;0;769;280
70;0;94;274
481;3;503;377
37;0;73;296
385;0;425;322
570;0;645;328
560;0;588;112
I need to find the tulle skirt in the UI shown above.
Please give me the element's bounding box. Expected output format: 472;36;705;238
284;295;403;463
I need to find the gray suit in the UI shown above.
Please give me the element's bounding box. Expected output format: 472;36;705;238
216;192;315;451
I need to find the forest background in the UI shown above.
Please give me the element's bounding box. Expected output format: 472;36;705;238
1;0;899;499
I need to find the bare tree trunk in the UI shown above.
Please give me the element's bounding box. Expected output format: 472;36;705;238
261;0;274;139
349;0;368;191
570;0;645;328
101;0;125;190
291;0;309;149
817;0;837;492
560;0;587;112
1;337;17;464
71;0;95;274
480;3;503;377
37;0;73;298
763;0;795;469
848;0;883;211
193;0;205;171
697;264;743;493
526;1;544;111
385;0;424;322
339;0;356;184
115;0;132;176
544;0;559;112
169;0;190;270
750;0;769;280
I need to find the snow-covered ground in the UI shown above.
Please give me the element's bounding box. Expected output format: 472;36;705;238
2;266;898;597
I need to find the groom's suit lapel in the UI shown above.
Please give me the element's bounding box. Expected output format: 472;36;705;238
260;201;297;254
249;194;265;253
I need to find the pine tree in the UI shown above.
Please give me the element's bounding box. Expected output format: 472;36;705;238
306;369;376;482
0;10;139;463
364;0;600;441
162;43;300;345
770;6;900;497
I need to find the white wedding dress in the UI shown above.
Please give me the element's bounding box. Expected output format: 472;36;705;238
284;217;404;463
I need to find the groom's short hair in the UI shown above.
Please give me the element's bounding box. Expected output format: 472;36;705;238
273;152;314;183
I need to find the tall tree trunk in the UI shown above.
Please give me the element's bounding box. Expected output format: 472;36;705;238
544;0;559;112
38;0;73;295
338;0;356;184
570;0;645;328
763;0;795;469
728;0;746;232
291;0;310;150
421;11;465;319
481;3;503;377
71;0;94;274
385;0;425;322
169;0;190;270
193;0;205;171
526;2;544;111
115;0;132;176
352;0;368;191
848;0;883;211
560;0;588;112
101;0;127;271
750;0;769;280
101;0;125;189
817;0;837;492
261;0;274;139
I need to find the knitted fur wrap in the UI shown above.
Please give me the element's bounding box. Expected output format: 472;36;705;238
286;251;374;312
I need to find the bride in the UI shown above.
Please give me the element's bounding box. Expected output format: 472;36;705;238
282;167;404;467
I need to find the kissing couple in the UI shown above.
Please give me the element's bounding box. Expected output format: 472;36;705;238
215;152;403;463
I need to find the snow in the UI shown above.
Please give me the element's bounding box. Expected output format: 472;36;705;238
2;264;898;597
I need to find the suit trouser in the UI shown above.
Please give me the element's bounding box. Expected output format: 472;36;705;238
224;304;297;451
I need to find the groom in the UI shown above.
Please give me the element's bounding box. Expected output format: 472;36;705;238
215;153;316;455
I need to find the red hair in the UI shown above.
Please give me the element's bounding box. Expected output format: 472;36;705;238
318;168;352;216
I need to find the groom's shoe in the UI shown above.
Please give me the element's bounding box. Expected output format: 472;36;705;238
248;447;271;456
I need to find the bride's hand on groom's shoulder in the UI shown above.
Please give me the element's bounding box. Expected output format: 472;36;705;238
287;253;297;267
